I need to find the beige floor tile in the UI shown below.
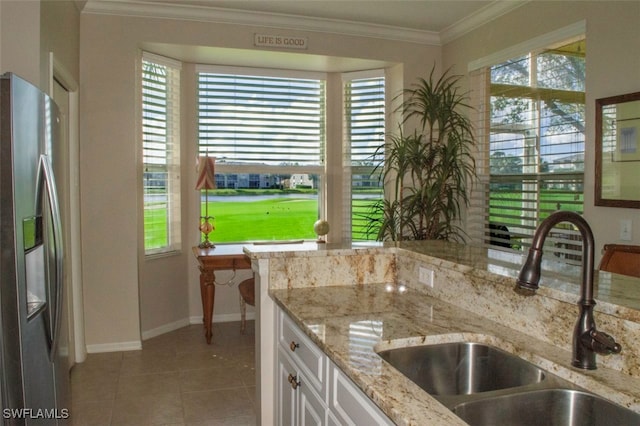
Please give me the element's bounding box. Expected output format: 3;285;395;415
226;347;255;368
117;371;181;397
120;352;181;376
70;400;113;426
110;393;184;425
71;321;256;425
179;367;244;393
182;388;255;423
72;352;123;376
244;386;257;408
176;349;238;371
71;371;119;403
185;415;256;426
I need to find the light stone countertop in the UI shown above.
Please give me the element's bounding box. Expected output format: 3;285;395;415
270;282;640;426
393;241;640;320
245;240;640;317
247;241;640;425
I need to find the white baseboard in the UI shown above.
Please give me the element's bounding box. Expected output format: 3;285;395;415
86;340;142;353
85;313;257;354
141;317;191;340
189;311;255;325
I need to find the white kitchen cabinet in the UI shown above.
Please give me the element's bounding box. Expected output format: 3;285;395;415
298;370;327;426
329;364;394;426
278;310;327;398
276;347;297;425
276;308;393;425
277;346;327;426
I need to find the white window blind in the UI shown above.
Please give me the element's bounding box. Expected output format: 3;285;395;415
197;71;325;166
469;38;586;263
142;52;182;254
195;68;325;243
344;72;385;241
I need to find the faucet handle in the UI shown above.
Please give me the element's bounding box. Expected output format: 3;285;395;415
588;329;622;355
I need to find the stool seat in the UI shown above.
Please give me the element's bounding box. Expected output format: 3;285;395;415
238;278;255;333
599;244;640;278
238;278;255;306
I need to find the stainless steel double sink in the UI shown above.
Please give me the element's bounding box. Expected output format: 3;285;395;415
378;342;640;426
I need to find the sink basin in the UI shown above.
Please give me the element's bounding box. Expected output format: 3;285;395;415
377;342;545;395
452;389;640;426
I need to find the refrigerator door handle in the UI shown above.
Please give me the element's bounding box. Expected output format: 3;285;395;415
35;154;64;361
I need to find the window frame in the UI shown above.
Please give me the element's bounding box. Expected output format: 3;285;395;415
141;51;182;256
343;69;386;242
468;33;586;263
195;65;326;243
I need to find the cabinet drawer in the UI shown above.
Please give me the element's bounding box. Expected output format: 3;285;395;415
278;311;327;396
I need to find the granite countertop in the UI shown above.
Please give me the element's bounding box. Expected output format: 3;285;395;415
246;240;640;425
245;240;640;318
270;282;640;426
393;241;640;319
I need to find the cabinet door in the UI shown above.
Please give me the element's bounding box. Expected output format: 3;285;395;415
326;410;342;426
277;348;298;425
279;347;328;426
299;375;326;426
330;364;394;426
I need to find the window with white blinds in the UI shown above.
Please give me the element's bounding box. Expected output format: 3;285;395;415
196;67;325;243
470;38;586;263
142;52;182;255
344;72;385;241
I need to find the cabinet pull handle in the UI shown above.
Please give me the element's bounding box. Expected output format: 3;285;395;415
290;341;300;352
287;373;300;389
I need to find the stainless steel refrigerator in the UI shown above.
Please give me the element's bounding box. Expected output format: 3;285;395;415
0;73;69;425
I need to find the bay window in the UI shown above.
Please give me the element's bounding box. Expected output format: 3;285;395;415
140;57;386;246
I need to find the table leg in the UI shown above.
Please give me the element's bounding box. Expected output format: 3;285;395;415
199;266;215;344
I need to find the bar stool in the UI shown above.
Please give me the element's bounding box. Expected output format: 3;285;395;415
599;244;640;278
238;277;255;333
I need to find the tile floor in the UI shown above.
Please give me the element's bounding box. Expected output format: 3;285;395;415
70;321;256;425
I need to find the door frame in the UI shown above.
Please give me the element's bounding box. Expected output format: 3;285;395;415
48;52;86;365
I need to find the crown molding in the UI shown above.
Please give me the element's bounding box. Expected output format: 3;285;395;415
83;0;528;46
467;20;586;71
440;0;529;45
82;0;441;45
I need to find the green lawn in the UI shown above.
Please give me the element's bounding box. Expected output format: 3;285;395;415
145;194;383;249
489;190;583;226
210;197;382;242
146;189;583;250
207;198;318;242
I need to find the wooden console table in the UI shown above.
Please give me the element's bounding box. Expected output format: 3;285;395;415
192;245;252;344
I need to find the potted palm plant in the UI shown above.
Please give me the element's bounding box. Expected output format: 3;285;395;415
366;66;476;241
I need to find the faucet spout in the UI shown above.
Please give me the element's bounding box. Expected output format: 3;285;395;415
515;211;621;369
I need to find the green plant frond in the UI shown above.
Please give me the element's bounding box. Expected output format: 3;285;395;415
367;65;477;242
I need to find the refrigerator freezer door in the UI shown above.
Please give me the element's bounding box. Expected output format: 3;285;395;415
0;73;69;425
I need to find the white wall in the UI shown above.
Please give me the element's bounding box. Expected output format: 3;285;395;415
79;11;438;349
443;0;640;258
0;1;80;89
0;1;41;86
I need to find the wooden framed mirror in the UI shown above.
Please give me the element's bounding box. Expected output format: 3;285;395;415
595;91;640;208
